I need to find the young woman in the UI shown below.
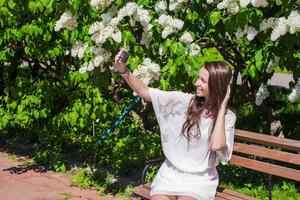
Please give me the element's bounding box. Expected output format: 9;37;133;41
114;50;236;200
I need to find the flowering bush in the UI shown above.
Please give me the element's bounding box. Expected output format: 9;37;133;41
0;0;299;174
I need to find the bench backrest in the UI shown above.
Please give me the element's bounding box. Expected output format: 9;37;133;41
231;129;300;182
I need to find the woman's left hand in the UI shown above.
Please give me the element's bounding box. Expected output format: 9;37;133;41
221;84;231;108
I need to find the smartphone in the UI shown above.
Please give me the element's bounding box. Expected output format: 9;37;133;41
119;50;129;63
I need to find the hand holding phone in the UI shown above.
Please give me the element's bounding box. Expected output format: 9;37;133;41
119;50;129;63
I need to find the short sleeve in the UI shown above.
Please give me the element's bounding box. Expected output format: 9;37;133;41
215;110;236;166
149;88;193;125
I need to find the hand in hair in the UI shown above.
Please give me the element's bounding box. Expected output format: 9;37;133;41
221;83;231;108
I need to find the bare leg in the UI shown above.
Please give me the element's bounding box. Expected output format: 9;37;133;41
151;194;177;200
177;195;196;200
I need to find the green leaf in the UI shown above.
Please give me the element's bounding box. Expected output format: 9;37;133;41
160;78;167;90
33;110;39;119
175;55;185;65
137;0;149;6
169;64;177;76
248;65;257;78
8;0;15;9
235;11;248;28
0;7;9;15
123;31;136;44
255;49;263;72
128;56;140;69
40;109;47;118
0;0;5;7
161;59;173;72
170;42;178;55
10;101;17;109
164;39;173;48
79;118;85;128
187;10;198;22
210;11;221;27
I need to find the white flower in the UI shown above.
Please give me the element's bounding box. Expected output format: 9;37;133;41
159;44;164;56
172;19;184;30
87;61;95;71
140;26;153;49
110;17;121;27
169;2;180;11
88;22;103;35
157;14;184;30
270;11;300;41
71;41;88;59
157;14;171;27
180;32;193;45
217;2;227;10
287;11;300;34
155;1;167;13
246;26;258;41
270;17;288;41
189;43;201;56
162;26;175;38
265;56;279;73
288;88;300;103
101;13;113;25
90;0;112;8
111;29;122;43
132;58;161;86
228;2;240;14
275;0;282;5
288;80;300;103
259;17;276;31
54;11;77;31
157;14;184;38
240;0;251;8
255;83;269;105
235;27;247;39
81;47;112;72
207;0;215;4
251;0;268;7
79;66;88;74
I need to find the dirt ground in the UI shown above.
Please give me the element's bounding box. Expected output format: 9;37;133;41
0;151;126;200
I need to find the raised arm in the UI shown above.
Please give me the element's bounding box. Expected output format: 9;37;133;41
114;49;151;101
210;84;232;151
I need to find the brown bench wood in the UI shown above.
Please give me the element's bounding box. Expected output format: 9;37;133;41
132;129;300;200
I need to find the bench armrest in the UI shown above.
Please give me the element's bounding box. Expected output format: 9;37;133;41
141;158;164;184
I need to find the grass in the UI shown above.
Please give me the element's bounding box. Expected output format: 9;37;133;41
9;155;17;161
219;181;300;200
70;167;134;199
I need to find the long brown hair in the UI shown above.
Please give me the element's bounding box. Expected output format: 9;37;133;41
181;61;232;142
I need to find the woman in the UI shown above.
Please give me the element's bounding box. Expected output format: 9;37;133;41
114;50;236;200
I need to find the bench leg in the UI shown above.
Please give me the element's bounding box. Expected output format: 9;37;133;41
268;174;272;200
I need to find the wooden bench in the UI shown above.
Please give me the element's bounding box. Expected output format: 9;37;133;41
131;129;300;200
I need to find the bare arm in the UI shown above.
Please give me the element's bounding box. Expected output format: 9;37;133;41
210;107;227;151
114;50;151;101
210;85;231;151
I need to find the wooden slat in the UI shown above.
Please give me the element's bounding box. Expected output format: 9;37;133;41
216;187;256;200
133;184;257;200
230;155;300;181
216;191;244;200
233;142;300;165
133;186;151;200
217;189;257;200
235;129;300;152
215;192;234;200
142;182;151;190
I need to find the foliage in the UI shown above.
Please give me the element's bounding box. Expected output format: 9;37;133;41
0;0;299;198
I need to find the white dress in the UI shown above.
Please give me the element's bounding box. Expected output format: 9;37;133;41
148;88;236;200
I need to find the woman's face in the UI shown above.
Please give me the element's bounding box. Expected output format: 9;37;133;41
195;67;209;98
